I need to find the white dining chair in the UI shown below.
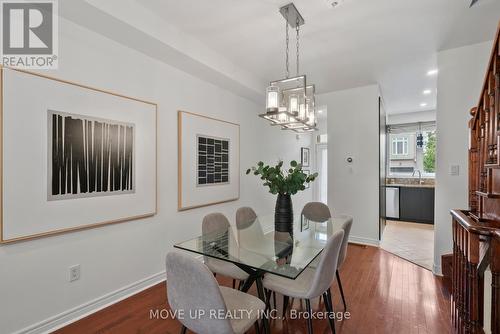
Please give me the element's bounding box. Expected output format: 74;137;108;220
262;230;345;334
202;213;249;289
236;207;278;307
302;202;351;311
236;207;258;229
335;217;353;310
302;202;332;222
166;252;265;334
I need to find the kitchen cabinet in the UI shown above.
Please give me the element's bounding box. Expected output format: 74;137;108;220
399;187;434;224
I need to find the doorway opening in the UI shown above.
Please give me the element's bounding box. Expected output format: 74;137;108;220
315;107;328;204
316;143;327;204
380;112;436;271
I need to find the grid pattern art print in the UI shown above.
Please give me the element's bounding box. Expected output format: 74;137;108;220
197;135;229;186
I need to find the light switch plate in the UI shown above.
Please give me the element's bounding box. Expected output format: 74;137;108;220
450;165;460;176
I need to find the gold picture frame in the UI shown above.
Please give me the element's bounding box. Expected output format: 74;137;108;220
178;110;240;211
0;66;158;244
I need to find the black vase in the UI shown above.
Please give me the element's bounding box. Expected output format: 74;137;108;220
274;193;293;233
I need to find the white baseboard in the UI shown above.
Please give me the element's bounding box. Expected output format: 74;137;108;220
349;235;380;247
13;271;166;334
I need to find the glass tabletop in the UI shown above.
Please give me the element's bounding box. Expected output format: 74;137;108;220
174;214;352;280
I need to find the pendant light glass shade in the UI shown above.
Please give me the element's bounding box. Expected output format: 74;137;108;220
266;86;279;112
262;82;318;133
305;84;316;127
281;84;316;132
298;102;306;120
289;94;299;115
259;75;308;127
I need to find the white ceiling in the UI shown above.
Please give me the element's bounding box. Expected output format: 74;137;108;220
131;0;499;114
67;1;500;114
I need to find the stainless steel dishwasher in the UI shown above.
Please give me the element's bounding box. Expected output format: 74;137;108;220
385;186;400;219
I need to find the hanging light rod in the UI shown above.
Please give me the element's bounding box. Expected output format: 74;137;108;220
259;2;318;133
279;3;305;28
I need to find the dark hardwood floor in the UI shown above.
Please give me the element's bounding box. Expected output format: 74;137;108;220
55;245;451;334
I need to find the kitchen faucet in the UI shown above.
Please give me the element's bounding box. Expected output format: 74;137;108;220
412;170;422;184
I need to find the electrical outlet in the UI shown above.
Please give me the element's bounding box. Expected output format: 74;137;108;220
69;265;80;282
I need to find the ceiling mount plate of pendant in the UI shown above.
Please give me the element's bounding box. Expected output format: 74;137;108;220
259;2;318;133
279;3;304;28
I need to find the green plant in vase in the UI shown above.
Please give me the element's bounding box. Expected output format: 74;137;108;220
246;160;318;232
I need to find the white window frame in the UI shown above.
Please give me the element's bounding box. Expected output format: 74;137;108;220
391;136;409;156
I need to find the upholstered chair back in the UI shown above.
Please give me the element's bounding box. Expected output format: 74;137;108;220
306;230;344;299
165;252;234;334
235;207;257;229
338;217;353;269
302;202;331;222
202;212;231;235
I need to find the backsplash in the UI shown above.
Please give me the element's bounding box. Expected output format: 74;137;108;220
386;177;435;186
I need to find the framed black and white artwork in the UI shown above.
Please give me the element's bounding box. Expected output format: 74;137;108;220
178;111;239;211
197;135;229;186
48;111;136;200
301;147;310;167
0;67;157;243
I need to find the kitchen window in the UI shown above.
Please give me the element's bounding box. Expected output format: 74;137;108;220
391;136;409;156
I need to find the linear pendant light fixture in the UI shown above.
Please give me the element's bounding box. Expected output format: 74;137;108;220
260;3;318;133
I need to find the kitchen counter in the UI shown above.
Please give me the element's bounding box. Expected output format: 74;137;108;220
385;183;435;189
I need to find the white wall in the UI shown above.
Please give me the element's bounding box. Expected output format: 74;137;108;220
433;41;492;274
387;109;436;125
0;18;314;334
318;85;380;246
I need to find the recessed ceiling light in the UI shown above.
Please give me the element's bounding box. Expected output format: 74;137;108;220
318;109;323;113
329;0;346;8
423;89;432;95
420;103;428;107
427;69;438;76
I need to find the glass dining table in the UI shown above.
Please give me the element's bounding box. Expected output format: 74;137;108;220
174;213;352;334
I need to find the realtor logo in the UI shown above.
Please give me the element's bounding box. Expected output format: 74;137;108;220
1;0;58;69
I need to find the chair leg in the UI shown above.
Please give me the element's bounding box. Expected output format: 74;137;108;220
283;295;289;318
238;280;244;290
232;279;236;289
180;325;187;334
265;289;272;311
336;270;347;311
272;291;277;309
323;292;336;334
254;320;261;334
328;288;338;333
305;299;314;334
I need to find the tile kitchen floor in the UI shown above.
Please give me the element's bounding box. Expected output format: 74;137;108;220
380;220;434;270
